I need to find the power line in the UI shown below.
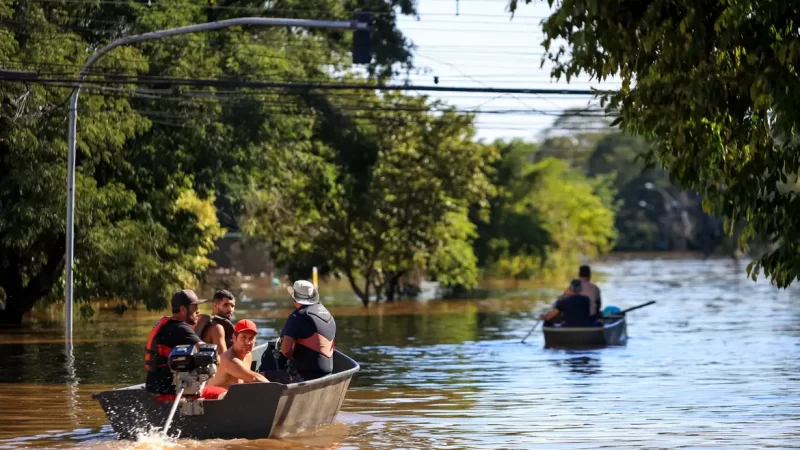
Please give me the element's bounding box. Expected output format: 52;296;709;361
55;84;613;117
3;73;610;96
29;0;540;16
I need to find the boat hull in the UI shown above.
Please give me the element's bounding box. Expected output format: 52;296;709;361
92;345;359;440
542;316;627;348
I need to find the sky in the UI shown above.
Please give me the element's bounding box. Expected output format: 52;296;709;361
393;0;623;142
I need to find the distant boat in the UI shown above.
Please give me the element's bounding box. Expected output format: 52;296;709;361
92;344;360;440
543;316;628;348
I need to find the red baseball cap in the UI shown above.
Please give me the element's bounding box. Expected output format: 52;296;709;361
234;319;258;335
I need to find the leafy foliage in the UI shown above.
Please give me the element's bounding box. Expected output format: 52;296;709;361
511;0;800;286
472;139;617;280
244;93;497;305
0;0;416;323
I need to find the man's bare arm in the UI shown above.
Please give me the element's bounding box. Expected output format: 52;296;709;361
220;355;268;383
539;308;561;321
208;324;227;353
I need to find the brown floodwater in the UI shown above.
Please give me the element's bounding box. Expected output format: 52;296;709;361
1;258;800;449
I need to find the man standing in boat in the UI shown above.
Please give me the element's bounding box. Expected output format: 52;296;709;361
557;265;602;318
194;289;236;353
279;280;336;381
207;319;269;390
540;279;596;327
144;289;228;400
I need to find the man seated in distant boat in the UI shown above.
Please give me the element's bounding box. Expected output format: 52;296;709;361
556;265;602;319
194;289;236;353
207;319;269;390
277;280;337;381
144;289;228;401
540;279;599;327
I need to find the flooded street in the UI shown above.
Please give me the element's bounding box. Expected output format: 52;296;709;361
1;258;800;449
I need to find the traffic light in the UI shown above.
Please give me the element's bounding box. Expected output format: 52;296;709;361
352;12;372;65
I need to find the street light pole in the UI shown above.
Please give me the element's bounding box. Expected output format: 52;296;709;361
64;16;370;343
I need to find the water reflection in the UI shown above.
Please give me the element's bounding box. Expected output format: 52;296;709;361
1;258;800;449
65;344;81;442
548;354;603;377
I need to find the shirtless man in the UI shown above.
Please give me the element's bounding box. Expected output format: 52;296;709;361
556;265;602;317
208;319;268;390
194;289;236;353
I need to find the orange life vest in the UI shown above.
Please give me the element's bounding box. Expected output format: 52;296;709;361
144;316;179;372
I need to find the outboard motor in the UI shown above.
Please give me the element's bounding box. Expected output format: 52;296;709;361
259;337;302;384
259;337;285;372
162;344;218;434
167;344;218;396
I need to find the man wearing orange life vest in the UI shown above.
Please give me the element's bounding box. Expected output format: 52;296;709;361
144;289;227;400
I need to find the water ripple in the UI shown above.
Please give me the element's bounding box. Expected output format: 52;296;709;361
1;258;799;449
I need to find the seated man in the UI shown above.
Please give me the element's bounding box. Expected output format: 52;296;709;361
540;279;597;327
144;289;228;401
208;319;268;390
194;289;236;353
280;280;336;381
556;265;602;318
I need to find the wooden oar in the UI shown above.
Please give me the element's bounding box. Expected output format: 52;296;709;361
520;319;542;344
617;300;656;315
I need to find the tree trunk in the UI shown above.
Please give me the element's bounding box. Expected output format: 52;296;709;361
372;279;383;302
0;279;52;326
344;270;369;307
386;271;405;302
0;293;27;326
343;266;375;307
386;277;396;302
362;281;371;307
0;239;66;326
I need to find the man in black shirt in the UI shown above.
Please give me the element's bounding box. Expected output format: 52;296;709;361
539;279;597;327
144;289;228;400
279;280;336;381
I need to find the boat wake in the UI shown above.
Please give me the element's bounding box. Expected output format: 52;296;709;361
75;421;353;449
78;426;182;450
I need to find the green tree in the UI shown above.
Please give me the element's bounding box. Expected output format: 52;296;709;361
0;1;160;324
510;0;800;287
0;0;417;324
472;139;617;280
545;128;729;254
471;139;553;276
244;93;497;306
587;133;677;251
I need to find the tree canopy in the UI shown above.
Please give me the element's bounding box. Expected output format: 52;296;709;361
0;0;417;323
471;138;617;281
1;0;653;324
510;0;800;286
243;93;496;306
